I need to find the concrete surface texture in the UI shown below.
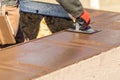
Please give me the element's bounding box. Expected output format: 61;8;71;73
33;0;120;12
0;9;120;80
33;46;120;80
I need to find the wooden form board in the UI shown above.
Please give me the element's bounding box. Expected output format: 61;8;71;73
0;15;16;45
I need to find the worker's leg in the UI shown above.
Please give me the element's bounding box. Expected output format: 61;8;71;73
56;0;83;18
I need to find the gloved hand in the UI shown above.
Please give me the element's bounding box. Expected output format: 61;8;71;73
76;10;91;30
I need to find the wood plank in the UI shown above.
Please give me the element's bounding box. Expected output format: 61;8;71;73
0;15;16;45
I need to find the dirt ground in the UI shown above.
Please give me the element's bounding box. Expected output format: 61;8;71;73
20;12;72;40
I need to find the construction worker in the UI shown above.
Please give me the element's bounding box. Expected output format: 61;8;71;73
56;0;93;33
1;0;24;45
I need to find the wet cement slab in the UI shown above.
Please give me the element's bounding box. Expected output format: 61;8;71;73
0;9;120;80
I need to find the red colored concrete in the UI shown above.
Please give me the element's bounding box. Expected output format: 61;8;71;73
0;9;120;80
